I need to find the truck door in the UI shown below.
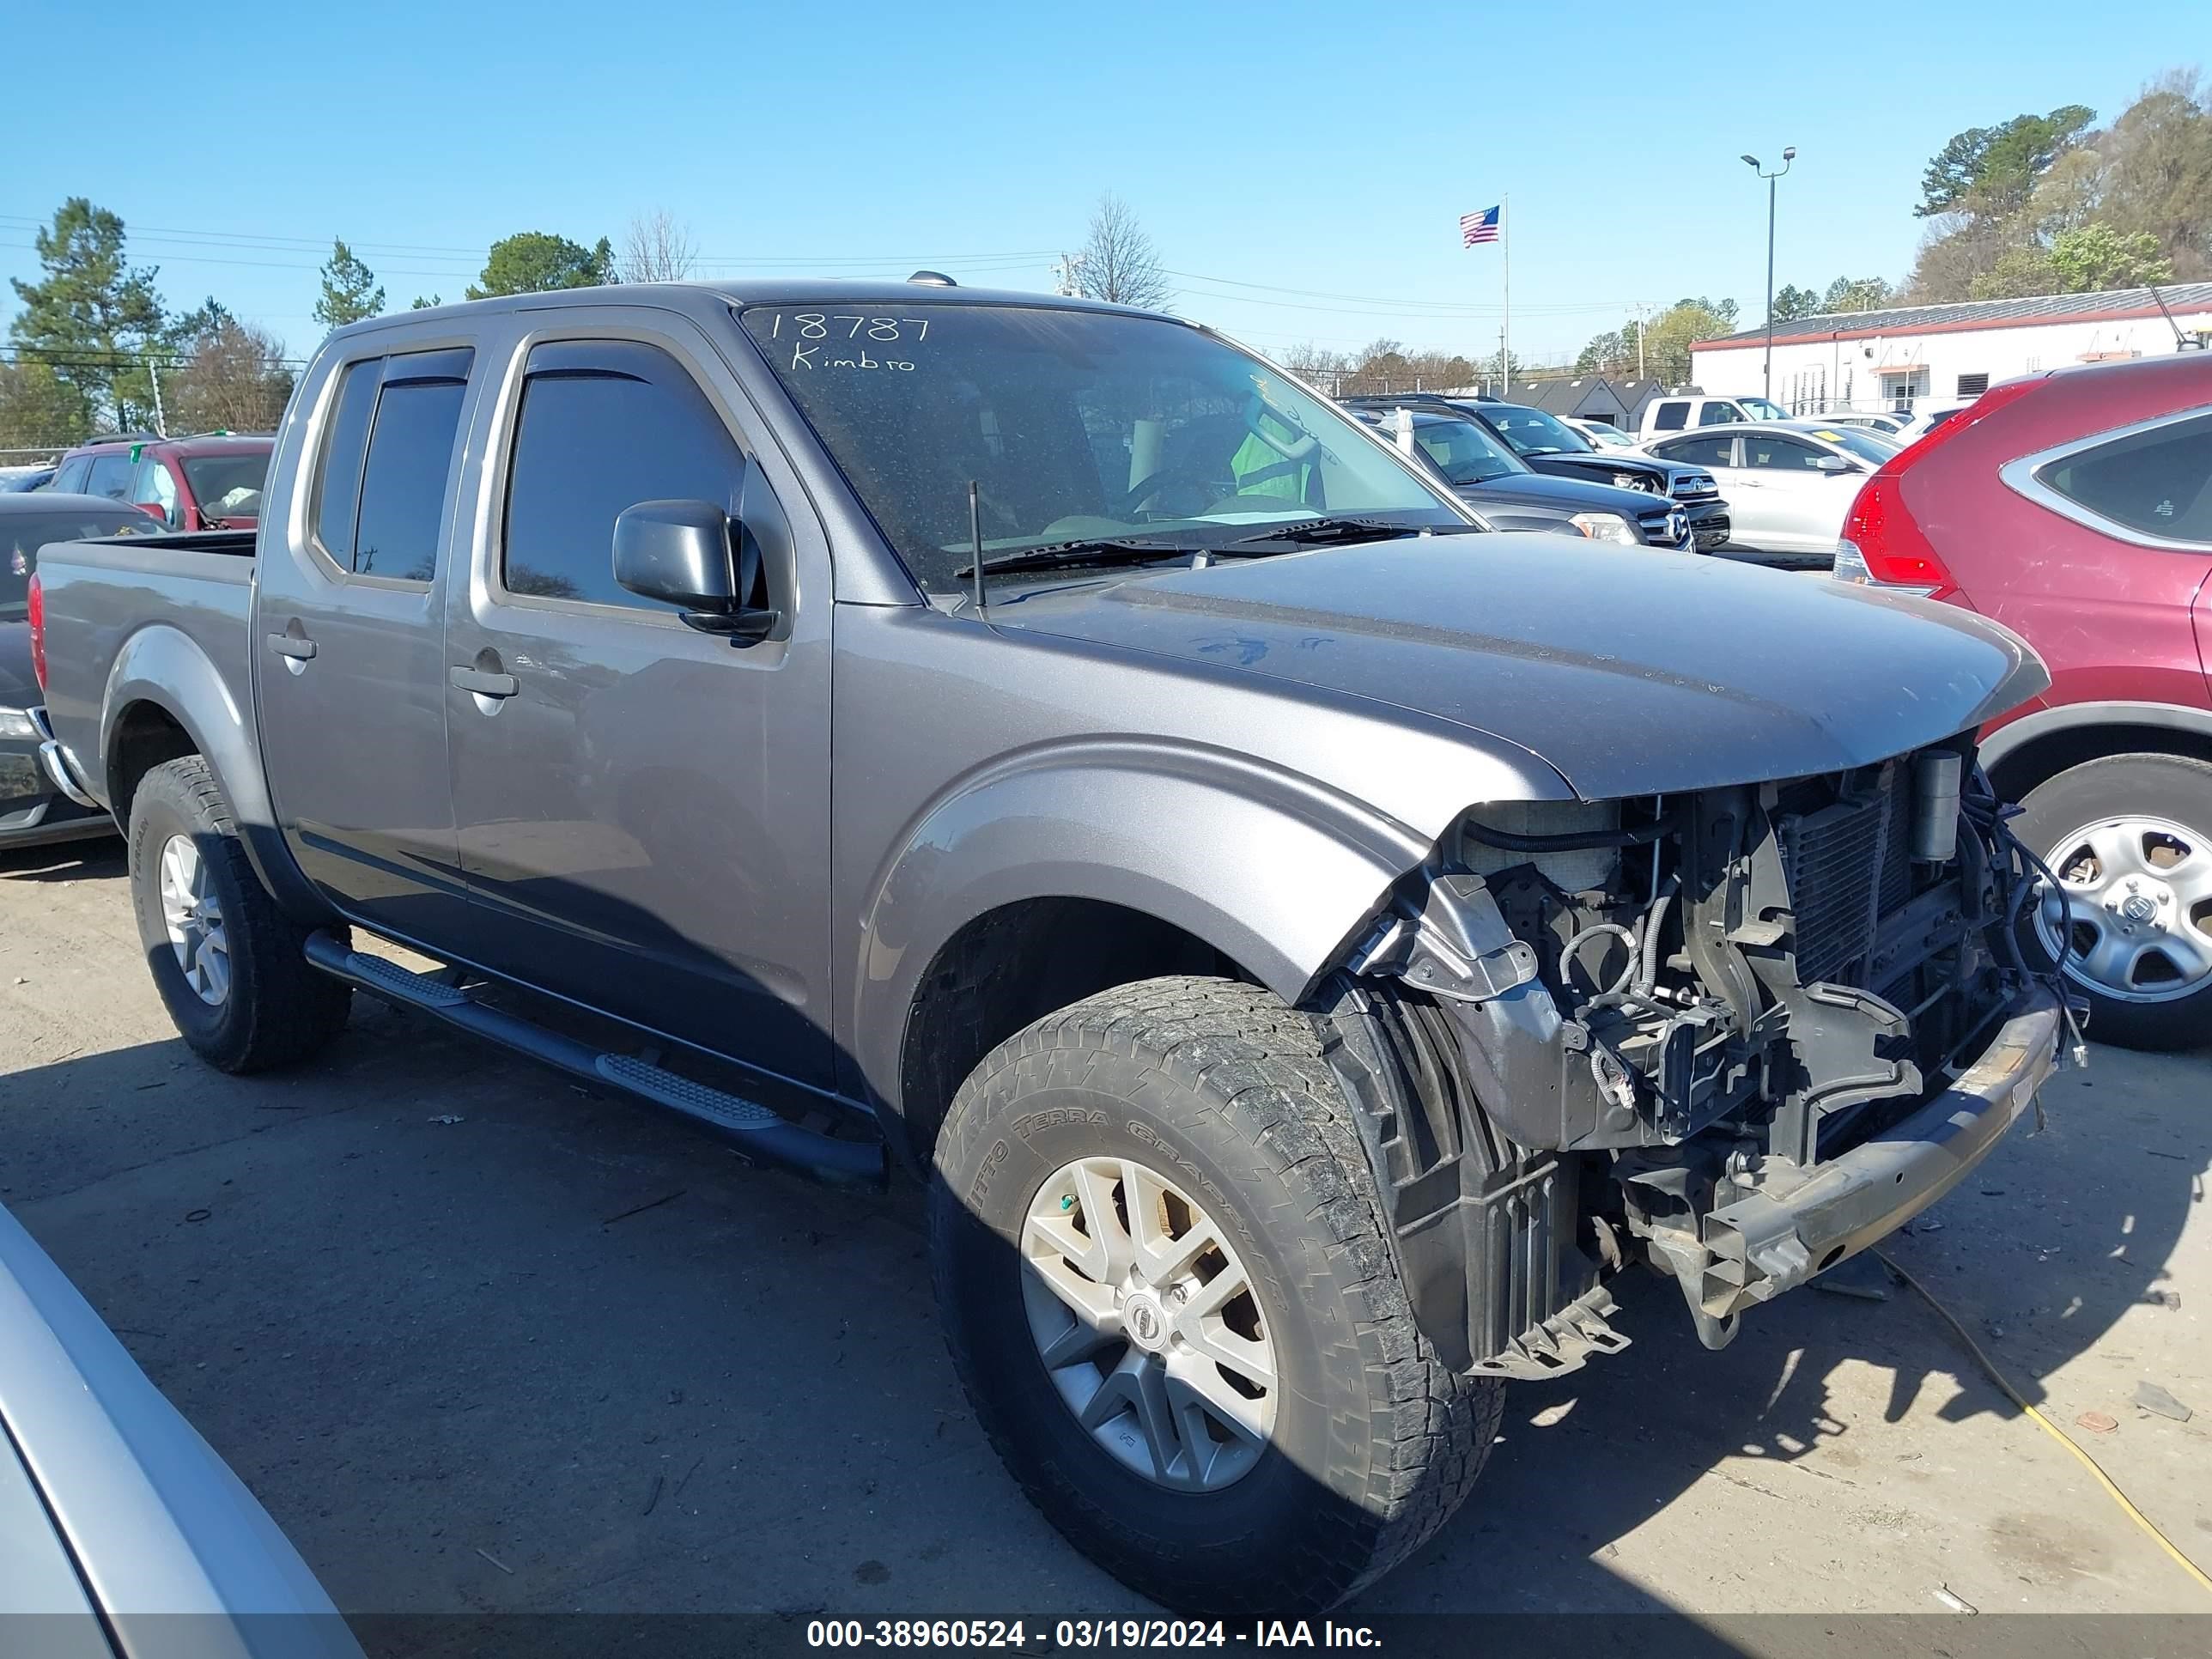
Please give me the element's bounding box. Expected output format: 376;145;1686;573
441;313;835;1089
253;345;477;945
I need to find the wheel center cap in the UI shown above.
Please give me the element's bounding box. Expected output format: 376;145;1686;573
2120;892;2160;924
1122;1291;1170;1352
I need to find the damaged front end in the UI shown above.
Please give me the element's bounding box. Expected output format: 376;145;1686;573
1324;738;2073;1377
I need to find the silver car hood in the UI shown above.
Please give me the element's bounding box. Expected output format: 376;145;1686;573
994;534;2046;800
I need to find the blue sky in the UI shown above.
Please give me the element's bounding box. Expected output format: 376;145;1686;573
3;2;2197;368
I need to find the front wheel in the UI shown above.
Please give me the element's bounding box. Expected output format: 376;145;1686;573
2013;751;2212;1051
127;756;351;1073
930;977;1501;1613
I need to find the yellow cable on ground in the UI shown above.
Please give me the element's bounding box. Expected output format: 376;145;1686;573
1872;1246;2212;1597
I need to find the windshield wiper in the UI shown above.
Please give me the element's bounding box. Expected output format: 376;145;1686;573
1220;516;1483;549
953;536;1196;579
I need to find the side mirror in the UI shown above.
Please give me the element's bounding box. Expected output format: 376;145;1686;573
1814;455;1856;473
133;501;167;521
613;499;779;642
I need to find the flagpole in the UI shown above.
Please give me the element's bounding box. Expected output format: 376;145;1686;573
1501;195;1511;398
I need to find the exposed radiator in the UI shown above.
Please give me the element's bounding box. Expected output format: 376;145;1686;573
1780;768;1909;987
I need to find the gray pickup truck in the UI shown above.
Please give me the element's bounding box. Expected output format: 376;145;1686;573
30;280;2069;1613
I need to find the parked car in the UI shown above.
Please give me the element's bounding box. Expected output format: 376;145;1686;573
0;1200;363;1652
1792;410;1912;437
51;434;273;531
2;495;152;849
1637;392;1790;438
1832;353;2212;1048
1424;398;1732;552
0;465;57;492
1347;399;1698;550
33;280;2063;1613
1568;418;1638;449
1644;420;1899;562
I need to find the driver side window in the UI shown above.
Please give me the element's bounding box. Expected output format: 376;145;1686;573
136;457;179;526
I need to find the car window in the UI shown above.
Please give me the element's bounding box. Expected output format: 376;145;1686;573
1481;406;1589;455
1411;417;1523;486
502;339;748;609
2039;410;2212;543
1743;434;1829;470
52;457;92;494
1652;401;1688;431
313;360;384;566
85;452;135;500
1654;434;1736;468
1696;403;1744;427
181;453;269;524
136;457;180;526
2;506;149;612
352;357;472;580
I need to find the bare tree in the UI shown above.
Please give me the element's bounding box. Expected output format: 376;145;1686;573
168;319;293;434
622;209;699;283
1075;193;1171;310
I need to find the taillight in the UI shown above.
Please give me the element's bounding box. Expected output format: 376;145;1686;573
1836;374;2047;602
1838;472;1955;599
26;572;46;692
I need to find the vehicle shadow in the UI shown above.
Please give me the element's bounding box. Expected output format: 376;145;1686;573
0;834;123;883
5;1005;2199;1644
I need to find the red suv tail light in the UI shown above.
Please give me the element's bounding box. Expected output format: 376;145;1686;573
1835;375;2045;603
27;572;46;692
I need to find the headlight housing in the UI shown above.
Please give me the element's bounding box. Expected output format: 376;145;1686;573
1569;511;1638;545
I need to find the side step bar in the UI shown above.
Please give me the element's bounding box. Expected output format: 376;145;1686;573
304;932;886;1191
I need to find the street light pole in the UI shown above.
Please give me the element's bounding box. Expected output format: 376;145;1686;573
1741;147;1796;403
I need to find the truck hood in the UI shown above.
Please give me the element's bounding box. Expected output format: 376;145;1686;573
1452;471;1657;516
993;533;2047;800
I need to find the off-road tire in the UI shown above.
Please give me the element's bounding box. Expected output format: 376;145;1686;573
2013;752;2212;1052
930;975;1503;1613
128;756;350;1072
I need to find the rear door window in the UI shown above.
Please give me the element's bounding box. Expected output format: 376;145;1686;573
1654;434;1737;469
2039;410;2212;544
85;452;135;500
349;351;474;580
1651;401;1689;431
500;339;748;610
313;349;473;578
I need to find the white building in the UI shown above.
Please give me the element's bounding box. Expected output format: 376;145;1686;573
1687;282;2212;415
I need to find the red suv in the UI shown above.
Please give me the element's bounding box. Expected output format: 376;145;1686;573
1835;352;2212;1048
50;433;274;531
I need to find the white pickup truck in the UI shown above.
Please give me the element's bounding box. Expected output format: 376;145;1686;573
1638;392;1790;439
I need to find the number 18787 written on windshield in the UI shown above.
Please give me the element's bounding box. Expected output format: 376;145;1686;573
760;312;929;372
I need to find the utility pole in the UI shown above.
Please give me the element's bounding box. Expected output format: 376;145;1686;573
148;357;167;438
1741;148;1796;402
1500;194;1511;398
1051;253;1085;297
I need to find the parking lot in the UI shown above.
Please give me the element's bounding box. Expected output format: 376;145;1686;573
3;833;2206;1621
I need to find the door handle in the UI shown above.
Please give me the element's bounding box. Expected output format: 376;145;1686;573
449;666;519;699
265;632;316;660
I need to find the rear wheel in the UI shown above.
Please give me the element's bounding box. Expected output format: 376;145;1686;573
2014;752;2212;1051
128;756;351;1073
930;976;1502;1613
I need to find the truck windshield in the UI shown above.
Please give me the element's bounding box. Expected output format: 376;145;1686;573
1741;397;1788;420
739;304;1468;594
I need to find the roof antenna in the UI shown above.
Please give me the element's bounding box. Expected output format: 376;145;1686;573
2146;283;2205;351
968;482;988;617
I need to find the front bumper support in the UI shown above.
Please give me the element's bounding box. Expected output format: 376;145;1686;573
1692;986;2061;1319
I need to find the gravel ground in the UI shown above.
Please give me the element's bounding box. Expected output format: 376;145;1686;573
2;836;2206;1625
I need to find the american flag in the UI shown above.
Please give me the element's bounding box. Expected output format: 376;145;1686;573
1460;205;1501;246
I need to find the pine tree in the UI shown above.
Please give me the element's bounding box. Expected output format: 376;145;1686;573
314;240;386;331
8;198;164;429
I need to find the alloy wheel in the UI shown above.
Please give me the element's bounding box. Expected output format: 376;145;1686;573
1020;1155;1277;1491
156;833;230;1006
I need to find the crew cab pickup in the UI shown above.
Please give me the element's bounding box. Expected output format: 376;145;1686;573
30;281;2068;1616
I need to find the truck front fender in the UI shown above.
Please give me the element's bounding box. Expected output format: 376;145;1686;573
849;737;1464;1118
100;624;327;922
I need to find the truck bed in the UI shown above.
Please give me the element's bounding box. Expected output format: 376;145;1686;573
33;531;258;815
